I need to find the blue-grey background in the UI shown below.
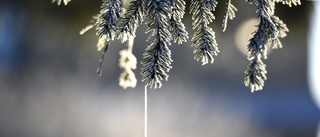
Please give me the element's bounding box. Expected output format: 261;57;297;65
0;0;319;137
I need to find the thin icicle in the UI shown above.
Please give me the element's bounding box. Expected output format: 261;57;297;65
144;85;148;137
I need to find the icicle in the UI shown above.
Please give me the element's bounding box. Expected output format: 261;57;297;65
144;85;148;137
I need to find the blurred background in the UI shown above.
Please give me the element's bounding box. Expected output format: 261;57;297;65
0;0;319;137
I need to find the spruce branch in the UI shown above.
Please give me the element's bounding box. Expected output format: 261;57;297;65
244;54;267;93
169;0;189;44
116;0;145;43
141;0;173;89
245;0;276;92
268;15;289;49
253;0;279;40
96;0;124;41
275;0;301;7
222;0;237;32
271;15;289;39
190;0;219;65
52;0;71;6
247;0;280;60
245;0;292;92
247;28;268;57
54;0;302;92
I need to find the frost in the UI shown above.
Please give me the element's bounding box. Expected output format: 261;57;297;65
245;0;289;92
96;0;124;41
222;0;237;32
119;69;137;89
141;0;173;89
55;0;300;91
169;0;188;44
52;0;71;6
116;0;145;43
190;0;219;65
119;38;137;89
119;50;137;70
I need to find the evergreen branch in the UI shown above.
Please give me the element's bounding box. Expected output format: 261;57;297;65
116;0;145;42
247;28;268;57
248;0;279;58
271;15;289;39
275;0;301;7
169;0;188;44
52;0;71;6
254;0;279;39
244;54;267;93
141;0;173;89
245;0;292;92
245;0;278;92
96;0;124;41
268;15;289;49
52;0;301;91
222;0;237;32
190;0;219;65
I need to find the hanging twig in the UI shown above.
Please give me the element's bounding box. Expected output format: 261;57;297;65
97;42;110;76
